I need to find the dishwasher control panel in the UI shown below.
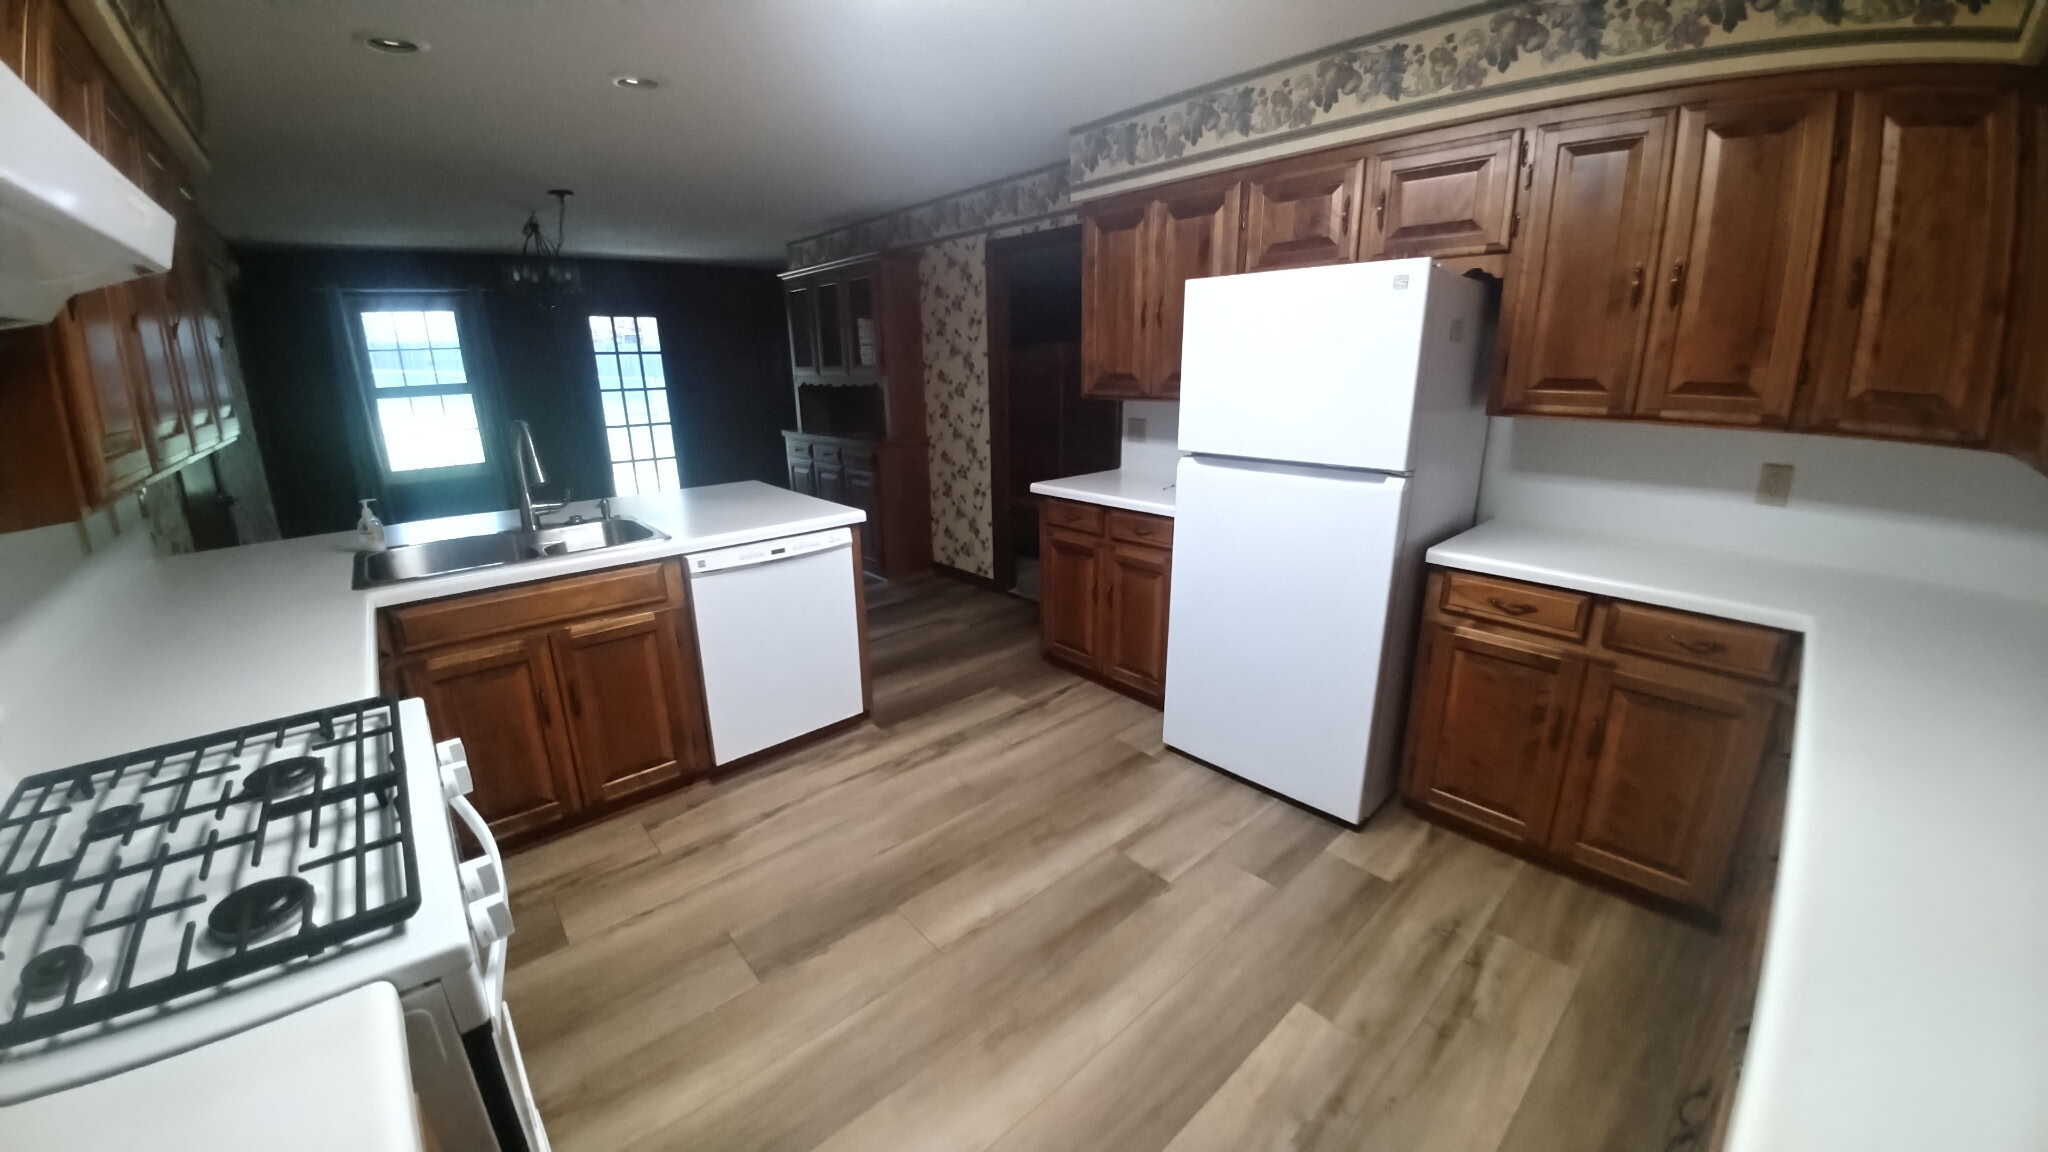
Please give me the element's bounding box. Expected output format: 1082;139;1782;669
686;526;853;575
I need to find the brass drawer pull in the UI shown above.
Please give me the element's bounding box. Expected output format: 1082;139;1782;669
1668;634;1727;655
1487;597;1538;616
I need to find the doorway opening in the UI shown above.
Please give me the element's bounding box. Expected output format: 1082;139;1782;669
988;228;1117;600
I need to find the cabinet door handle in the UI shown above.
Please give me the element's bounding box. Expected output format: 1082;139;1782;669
565;678;583;718
1667;261;1686;309
1584;715;1608;759
1846;256;1867;308
1487;596;1538;616
1338;195;1351;238
1667;634;1727;655
1628;264;1646;310
533;685;551;726
1374;191;1387;233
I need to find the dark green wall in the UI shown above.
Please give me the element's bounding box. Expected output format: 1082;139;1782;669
229;245;794;537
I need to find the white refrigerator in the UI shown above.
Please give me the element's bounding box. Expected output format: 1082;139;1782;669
1162;258;1490;825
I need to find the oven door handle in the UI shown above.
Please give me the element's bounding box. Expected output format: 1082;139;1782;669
450;794;514;1003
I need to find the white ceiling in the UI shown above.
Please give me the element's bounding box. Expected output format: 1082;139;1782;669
168;0;1459;264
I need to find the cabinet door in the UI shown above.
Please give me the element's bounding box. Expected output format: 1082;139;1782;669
1499;110;1675;417
814;275;849;377
813;461;846;504
2;0;28;81
1098;541;1170;702
1040;525;1103;669
550;610;708;808
788;456;817;497
1080;198;1150;398
403;637;580;841
1805;87;2019;443
1404;624;1586;848
785;282;819;379
1636;94;1836;425
1362;129;1520;260
56;289;152;500
1549;664;1773;908
1997;97;2048;471
1145;179;1243;397
1242;156;1361;272
36;0;99;144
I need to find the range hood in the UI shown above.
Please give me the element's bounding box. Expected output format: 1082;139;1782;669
0;62;174;328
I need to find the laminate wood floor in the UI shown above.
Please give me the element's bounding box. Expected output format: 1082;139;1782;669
504;577;1714;1152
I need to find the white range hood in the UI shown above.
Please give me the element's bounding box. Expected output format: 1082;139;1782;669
0;62;175;328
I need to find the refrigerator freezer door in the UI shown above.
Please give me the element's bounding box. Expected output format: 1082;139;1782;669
1162;455;1409;824
1179;258;1436;472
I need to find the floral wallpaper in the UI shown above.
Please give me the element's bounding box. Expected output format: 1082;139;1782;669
918;236;994;578
103;0;206;139
1070;0;2037;190
788;164;1072;269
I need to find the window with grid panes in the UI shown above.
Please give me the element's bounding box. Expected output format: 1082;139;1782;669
355;307;487;474
589;315;680;496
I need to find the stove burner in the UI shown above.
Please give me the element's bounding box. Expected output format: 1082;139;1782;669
239;756;322;801
206;877;314;949
85;804;142;838
19;945;92;1002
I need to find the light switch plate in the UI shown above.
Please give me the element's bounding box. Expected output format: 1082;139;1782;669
1756;463;1794;507
1125;416;1147;441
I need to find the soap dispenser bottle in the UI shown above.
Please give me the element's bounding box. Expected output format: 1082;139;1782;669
356;498;387;552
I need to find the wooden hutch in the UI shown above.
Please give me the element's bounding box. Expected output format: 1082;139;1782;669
779;251;931;580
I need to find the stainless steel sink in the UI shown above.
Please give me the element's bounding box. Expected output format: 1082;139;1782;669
352;517;667;589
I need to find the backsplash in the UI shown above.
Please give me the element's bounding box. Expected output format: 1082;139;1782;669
1118;400;1182;478
1478;417;2048;606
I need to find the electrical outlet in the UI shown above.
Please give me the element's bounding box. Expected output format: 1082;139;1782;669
1125;416;1147;441
1756;463;1794;507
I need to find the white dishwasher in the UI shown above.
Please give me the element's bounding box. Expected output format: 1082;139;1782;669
686;526;865;765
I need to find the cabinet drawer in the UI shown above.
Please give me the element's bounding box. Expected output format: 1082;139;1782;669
813;444;842;466
1603;602;1789;682
840;445;876;472
1106;510;1173;547
784;439;811;460
1042;498;1104;535
386;562;680;653
1440;572;1591;639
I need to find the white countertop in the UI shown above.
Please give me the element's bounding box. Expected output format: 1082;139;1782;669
1429;519;2048;1152
1029;468;1177;517
0;481;862;778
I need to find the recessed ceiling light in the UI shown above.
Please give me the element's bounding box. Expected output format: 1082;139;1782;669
613;75;660;90
362;36;422;55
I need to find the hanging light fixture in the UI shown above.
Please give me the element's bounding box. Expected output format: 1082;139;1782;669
507;189;582;303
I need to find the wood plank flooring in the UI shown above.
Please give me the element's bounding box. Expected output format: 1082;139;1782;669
505;577;1714;1152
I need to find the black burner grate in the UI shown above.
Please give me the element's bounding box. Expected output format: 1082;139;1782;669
0;697;422;1047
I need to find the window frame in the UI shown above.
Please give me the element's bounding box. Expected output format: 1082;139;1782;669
337;289;499;486
585;313;682;497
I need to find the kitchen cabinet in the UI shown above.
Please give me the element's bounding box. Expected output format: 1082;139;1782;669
1037;498;1173;706
1636;93;1837;426
1079;176;1241;399
1803;86;2020;443
779;254;930;579
1241;154;1363;272
0;0;242;532
1403;567;1796;914
1361;127;1522;260
1498;109;1675;417
1997;96;2048;471
380;560;713;845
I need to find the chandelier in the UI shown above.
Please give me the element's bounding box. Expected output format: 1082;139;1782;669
507;189;582;301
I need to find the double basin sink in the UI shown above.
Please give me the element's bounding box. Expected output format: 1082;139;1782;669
352;517;667;590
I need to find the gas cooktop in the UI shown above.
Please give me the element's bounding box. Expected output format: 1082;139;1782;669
0;698;421;1051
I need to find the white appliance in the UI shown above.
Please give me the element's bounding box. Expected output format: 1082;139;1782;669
0;63;175;327
1164;258;1489;824
687;526;865;764
2;982;422;1151
0;698;547;1152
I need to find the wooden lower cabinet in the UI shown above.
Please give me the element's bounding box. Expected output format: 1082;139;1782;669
1403;567;1794;914
784;431;927;579
1037;498;1171;705
383;560;712;845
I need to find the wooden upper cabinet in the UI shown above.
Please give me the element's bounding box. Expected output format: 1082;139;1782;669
1636;93;1837;426
549;609;707;808
56;288;152;500
1242;155;1362;272
1362;128;1521;260
1805;86;2020;443
1548;663;1773;908
403;637;581;842
35;0;99;144
1080;198;1151;397
1499;109;1675;417
1405;623;1585;848
1098;541;1171;702
1144;179;1242;397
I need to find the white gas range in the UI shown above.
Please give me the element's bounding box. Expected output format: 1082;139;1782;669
0;696;544;1151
